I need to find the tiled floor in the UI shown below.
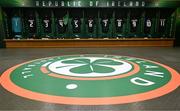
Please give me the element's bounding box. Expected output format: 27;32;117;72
0;47;180;111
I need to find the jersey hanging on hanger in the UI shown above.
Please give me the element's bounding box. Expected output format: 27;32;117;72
159;18;167;34
87;18;95;33
57;18;66;34
144;18;152;34
42;16;52;33
27;16;36;33
12;16;22;34
72;18;81;33
130;18;139;33
101;18;110;33
115;18;124;33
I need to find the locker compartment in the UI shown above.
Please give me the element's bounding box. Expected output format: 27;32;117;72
98;8;113;38
84;9;98;38
37;8;54;38
114;8;128;38
128;8;143;37
3;8;23;39
23;8;37;38
54;8;68;38
69;8;84;38
156;8;176;38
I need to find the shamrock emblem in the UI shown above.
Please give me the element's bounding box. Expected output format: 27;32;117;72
48;57;132;77
58;58;123;74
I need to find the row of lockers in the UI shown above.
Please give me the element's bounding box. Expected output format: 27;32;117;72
2;8;177;39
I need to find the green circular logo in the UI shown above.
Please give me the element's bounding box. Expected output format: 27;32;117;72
1;54;180;105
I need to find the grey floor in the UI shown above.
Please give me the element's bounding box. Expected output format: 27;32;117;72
0;47;180;111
